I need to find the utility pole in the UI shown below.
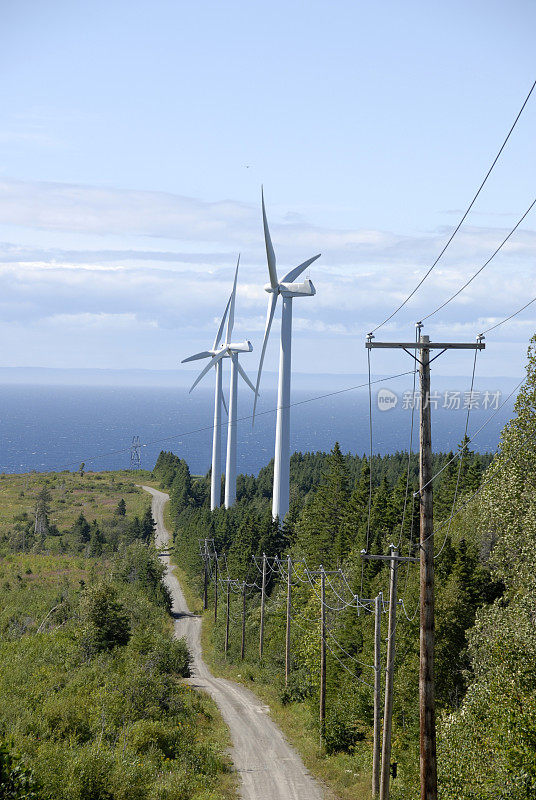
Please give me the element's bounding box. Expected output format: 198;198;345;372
418;335;437;800
203;539;209;611
214;557;218;624
381;546;399;800
285;555;292;686
259;553;267;659
319;566;326;740
241;582;247;660
372;592;383;798
361;548;417;800
366;330;485;800
225;579;230;655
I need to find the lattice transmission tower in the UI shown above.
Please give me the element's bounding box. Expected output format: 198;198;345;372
130;435;142;470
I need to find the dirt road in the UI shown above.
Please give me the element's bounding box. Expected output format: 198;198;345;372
142;485;324;800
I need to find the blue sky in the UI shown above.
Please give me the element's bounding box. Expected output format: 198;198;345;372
0;0;535;379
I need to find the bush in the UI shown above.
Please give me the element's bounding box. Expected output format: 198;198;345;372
132;631;191;678
80;583;131;653
279;669;315;704
0;739;40;799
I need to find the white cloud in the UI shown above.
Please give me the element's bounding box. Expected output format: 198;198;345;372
0;176;535;373
41;312;158;330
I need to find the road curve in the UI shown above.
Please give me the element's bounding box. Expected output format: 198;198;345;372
142;485;325;800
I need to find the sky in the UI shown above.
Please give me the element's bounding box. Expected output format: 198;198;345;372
1;0;535;382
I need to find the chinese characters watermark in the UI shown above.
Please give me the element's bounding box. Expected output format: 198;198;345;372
377;389;502;412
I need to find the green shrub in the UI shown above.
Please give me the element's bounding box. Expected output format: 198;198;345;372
0;739;40;799
80;583;131;653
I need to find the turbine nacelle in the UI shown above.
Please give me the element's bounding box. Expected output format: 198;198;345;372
207;340;253;357
263;279;316;298
226;340;253;353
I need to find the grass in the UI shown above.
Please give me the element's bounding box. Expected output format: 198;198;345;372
0;469;154;536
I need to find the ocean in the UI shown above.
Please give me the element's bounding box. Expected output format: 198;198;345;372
0;376;519;476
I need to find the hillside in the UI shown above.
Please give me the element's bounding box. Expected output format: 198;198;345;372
0;470;234;800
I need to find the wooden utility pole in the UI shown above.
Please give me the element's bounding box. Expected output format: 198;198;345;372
319;566;326;739
203;539;209;611
366;331;485;800
380;546;399;800
372;592;383;798
259;553;267;659
285;555;292;686
225;579;230;655
214;557;218;623
419;335;437;800
362;550;416;800
241;582;247;660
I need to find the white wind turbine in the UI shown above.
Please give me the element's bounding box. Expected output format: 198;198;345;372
182;258;256;510
253;190;320;522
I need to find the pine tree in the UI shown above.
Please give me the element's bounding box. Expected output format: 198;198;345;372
293;443;350;567
72;512;91;544
115;498;126;516
340;457;370;557
141;507;156;544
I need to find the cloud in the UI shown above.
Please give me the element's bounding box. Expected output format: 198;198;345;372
0;176;535;374
2;177;534;268
41;312;158;330
0;177;256;242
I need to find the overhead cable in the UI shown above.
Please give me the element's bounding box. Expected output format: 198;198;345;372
422;197;536;322
370;79;536;334
480;297;536;335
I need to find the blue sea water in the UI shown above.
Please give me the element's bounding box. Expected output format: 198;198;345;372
0;378;518;476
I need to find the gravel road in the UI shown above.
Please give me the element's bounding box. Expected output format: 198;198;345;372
142;485;325;800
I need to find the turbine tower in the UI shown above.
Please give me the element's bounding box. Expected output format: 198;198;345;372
182;258;255;510
254;190;320;522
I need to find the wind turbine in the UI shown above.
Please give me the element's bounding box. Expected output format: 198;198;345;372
182;257;255;510
254;190;320;522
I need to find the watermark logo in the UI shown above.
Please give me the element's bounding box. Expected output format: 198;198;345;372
376;388;502;411
377;388;399;411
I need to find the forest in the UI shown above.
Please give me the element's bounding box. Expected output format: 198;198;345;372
153;336;536;800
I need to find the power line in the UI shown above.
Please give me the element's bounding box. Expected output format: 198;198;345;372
370;79;536;334
397;328;418;548
438;345;480;549
480;296;536;336
422;197;536;322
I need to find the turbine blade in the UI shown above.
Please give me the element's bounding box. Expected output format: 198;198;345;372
213;294;232;351
236;361;256;394
220;387;228;415
181;350;212;363
253;292;278;423
262;188;278;289
226;254;240;344
190;349;227;393
281;253;321;284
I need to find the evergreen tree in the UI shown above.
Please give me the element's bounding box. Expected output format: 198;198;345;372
141;507;156;544
115;498;126;516
72;512;91;544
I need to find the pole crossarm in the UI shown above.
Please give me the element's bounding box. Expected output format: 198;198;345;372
361;552;419;563
365;341;485;350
